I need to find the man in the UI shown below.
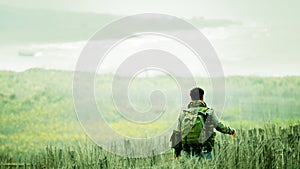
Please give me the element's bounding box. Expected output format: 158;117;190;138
171;87;236;159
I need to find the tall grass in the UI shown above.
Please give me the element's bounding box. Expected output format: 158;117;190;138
1;124;299;168
1;70;300;168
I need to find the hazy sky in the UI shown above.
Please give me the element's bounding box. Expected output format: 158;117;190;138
1;0;299;20
0;0;299;76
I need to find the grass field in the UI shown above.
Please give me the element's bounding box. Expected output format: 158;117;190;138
0;69;299;168
0;124;299;168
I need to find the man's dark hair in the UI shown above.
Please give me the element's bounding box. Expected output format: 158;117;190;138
190;87;204;100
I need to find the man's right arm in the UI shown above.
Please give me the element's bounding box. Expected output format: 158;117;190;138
176;111;184;131
171;111;184;158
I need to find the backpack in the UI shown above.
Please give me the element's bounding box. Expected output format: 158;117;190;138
181;107;210;145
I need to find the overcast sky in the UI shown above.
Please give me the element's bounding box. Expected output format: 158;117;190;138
1;0;299;20
0;0;299;76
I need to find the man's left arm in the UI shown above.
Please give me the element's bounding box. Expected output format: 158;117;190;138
208;109;235;135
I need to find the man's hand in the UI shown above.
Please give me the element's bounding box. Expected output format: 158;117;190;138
231;130;237;144
232;130;237;137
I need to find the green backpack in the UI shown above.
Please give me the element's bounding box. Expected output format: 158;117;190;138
181;107;210;145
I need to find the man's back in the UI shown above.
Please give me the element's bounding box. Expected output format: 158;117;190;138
178;101;216;155
173;100;235;159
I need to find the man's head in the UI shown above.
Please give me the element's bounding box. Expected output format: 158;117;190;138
190;87;204;101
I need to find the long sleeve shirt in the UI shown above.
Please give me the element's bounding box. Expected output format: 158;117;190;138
176;100;235;135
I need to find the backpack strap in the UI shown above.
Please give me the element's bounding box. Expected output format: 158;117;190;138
198;107;209;121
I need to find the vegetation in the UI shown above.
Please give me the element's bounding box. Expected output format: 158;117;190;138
0;69;299;168
0;124;299;168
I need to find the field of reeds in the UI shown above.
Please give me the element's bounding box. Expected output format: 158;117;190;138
0;69;299;168
0;124;299;168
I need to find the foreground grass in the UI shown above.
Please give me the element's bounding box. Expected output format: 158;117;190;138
0;69;300;168
0;124;299;168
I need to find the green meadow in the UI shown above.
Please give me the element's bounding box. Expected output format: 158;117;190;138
0;69;299;168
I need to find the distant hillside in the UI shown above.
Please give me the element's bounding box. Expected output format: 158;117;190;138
0;5;119;43
0;68;299;123
0;5;240;43
0;68;299;152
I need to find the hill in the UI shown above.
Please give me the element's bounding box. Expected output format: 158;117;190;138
0;69;299;153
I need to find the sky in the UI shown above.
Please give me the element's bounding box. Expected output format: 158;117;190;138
0;0;299;76
1;0;299;20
